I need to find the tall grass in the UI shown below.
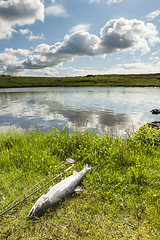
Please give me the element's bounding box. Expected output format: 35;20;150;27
0;126;160;239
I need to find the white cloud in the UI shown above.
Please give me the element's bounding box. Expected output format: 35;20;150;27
45;4;68;17
145;23;160;46
90;0;123;3
27;33;45;41
19;28;45;41
0;52;17;68
4;48;30;56
0;0;44;39
1;18;160;75
149;56;159;62
89;0;101;3
145;9;160;21
21;32;100;70
152;51;159;56
70;24;91;33
111;61;160;74
107;0;123;4
0;19;16;39
0;47;30;75
20;29;31;35
99;18;160;54
58;31;100;56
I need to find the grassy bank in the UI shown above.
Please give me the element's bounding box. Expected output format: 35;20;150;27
0;126;160;239
0;74;160;88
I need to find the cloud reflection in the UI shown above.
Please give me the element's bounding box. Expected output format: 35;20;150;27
0;87;159;135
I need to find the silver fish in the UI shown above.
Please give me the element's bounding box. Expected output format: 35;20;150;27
28;164;92;218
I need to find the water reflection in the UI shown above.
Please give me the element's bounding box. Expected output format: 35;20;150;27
0;87;159;135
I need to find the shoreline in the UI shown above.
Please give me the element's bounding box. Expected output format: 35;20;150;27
0;73;160;88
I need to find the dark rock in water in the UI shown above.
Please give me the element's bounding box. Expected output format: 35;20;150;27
150;109;160;115
147;121;160;129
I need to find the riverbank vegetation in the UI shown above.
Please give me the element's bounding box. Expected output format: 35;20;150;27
0;125;160;239
0;73;160;88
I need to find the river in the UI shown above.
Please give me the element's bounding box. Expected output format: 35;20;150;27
0;87;159;135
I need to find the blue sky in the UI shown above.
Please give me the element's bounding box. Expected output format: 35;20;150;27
0;0;160;77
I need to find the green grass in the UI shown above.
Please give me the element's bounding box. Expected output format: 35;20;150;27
0;73;160;88
0;126;160;239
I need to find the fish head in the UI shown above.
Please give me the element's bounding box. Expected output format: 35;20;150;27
28;196;50;218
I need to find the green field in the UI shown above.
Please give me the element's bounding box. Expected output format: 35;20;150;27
0;126;160;239
0;73;160;88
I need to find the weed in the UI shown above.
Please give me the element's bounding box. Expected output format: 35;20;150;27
0;125;160;239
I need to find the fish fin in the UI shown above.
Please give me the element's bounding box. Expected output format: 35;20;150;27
84;163;97;171
74;186;83;192
73;170;78;175
66;158;75;164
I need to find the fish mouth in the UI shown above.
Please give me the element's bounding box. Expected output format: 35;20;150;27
28;208;35;218
28;206;47;219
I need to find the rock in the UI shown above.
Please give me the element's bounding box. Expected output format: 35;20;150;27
147;121;160;129
150;109;160;114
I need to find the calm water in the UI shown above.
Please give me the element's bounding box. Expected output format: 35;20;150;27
0;87;159;135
